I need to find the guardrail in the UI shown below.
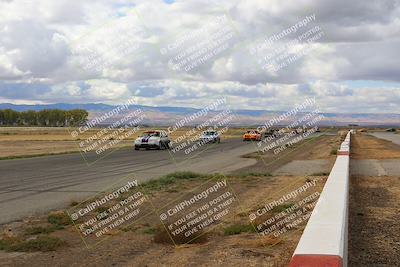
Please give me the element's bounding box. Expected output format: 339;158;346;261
288;131;352;267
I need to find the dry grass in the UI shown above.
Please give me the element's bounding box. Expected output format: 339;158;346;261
351;133;400;159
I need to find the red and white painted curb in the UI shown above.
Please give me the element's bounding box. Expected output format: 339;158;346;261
288;131;352;267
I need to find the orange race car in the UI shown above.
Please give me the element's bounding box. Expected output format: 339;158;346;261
242;130;262;141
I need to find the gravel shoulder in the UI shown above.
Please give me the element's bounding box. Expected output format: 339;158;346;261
349;133;400;266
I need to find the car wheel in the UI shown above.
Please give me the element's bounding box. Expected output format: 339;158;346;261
159;141;166;150
134;146;139;150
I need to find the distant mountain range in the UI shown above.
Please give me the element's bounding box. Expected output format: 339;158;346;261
1;103;399;127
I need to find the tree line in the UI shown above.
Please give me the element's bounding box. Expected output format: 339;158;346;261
0;109;88;127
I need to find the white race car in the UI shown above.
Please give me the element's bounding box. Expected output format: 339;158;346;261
199;130;220;143
134;130;171;150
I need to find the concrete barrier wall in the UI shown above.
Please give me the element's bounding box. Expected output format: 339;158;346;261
288;131;351;267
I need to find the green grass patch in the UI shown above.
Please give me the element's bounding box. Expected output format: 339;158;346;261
141;171;208;191
47;211;71;226
0;238;11;250
330;149;338;155
24;225;64;235
271;203;295;213
224;224;256;235
143;227;157;235
0;236;65;252
236;172;272;178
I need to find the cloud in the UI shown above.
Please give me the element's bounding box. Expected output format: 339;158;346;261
0;19;70;80
1;79;399;113
0;0;399;113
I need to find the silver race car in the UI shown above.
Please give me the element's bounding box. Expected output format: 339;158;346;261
199;130;220;143
134;130;171;150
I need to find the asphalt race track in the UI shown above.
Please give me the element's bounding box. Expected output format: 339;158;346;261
0;138;257;224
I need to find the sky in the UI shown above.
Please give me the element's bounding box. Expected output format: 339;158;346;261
0;0;399;113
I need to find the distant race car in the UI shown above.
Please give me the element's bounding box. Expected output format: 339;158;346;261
386;128;396;132
134;130;171;150
243;130;262;141
199;130;221;143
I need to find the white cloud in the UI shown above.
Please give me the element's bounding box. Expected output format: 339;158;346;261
0;0;399;113
85;79;129;100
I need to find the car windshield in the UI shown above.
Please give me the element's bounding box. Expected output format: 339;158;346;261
246;131;259;134
141;132;160;137
204;131;216;136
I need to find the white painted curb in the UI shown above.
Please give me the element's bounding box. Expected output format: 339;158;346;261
288;131;352;267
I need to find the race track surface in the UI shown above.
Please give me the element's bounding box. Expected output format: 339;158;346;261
0;139;257;224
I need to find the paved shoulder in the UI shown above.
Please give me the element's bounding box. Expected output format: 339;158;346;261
369;132;400;145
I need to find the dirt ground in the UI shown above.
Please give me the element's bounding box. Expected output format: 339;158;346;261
0;133;340;267
0;174;327;267
348;133;400;266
